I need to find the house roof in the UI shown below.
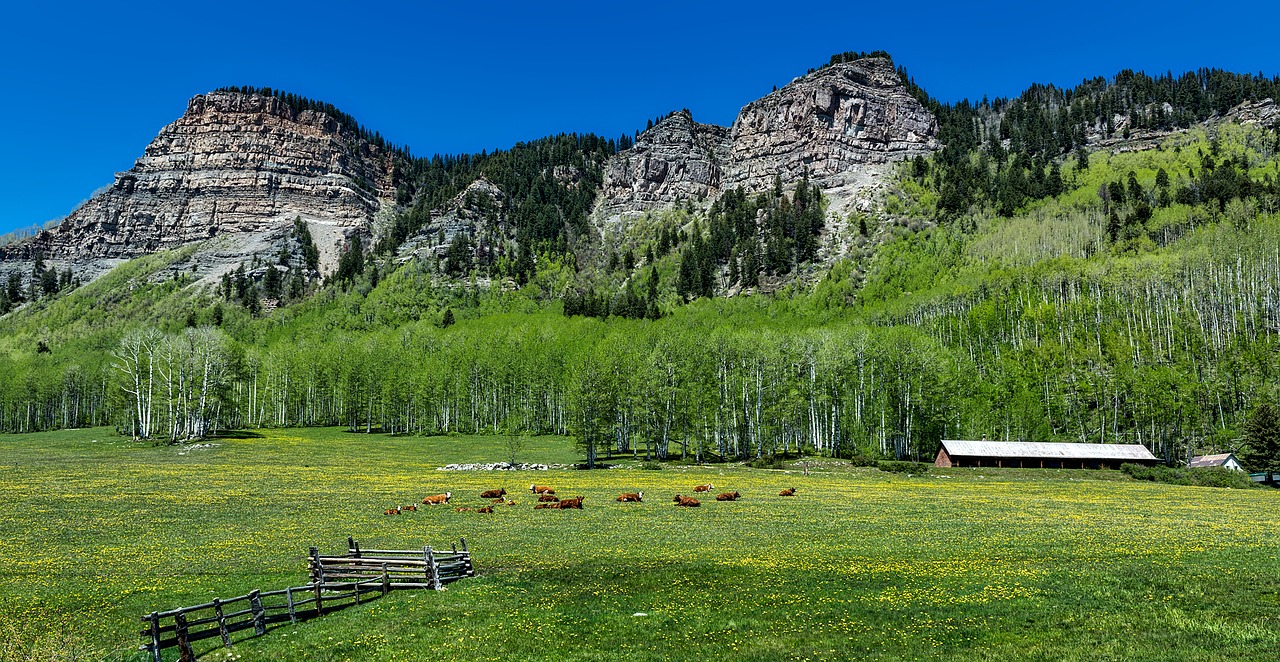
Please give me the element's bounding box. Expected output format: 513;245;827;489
1189;453;1237;468
940;440;1159;461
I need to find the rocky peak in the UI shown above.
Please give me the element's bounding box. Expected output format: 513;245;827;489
598;57;940;223
725;58;939;206
599;110;732;215
0;90;394;283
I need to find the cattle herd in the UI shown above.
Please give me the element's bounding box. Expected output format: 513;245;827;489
381;483;797;515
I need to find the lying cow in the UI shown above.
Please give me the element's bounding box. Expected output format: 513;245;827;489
672;494;701;507
616;492;644;502
530;484;555;495
383;507;401;515
476;506;495;513
778;488;796;496
715;492;740;501
693;484;714;493
533;503;555;510
556;496;585;509
401;504;418;511
537;494;560;503
480;488;507;499
422;492;452;505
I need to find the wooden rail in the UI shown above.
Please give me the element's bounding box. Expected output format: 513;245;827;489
140;538;473;661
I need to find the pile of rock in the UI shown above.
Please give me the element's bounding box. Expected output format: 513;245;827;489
437;462;555;471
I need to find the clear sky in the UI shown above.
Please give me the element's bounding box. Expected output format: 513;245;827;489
1;0;1277;235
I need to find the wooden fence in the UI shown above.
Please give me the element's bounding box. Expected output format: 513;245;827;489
140;538;472;662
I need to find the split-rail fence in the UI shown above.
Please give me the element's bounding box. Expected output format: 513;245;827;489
139;538;473;662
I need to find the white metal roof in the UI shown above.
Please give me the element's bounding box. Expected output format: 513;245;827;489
940;440;1159;461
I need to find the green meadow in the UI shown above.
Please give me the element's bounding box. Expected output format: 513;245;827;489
1;428;1278;661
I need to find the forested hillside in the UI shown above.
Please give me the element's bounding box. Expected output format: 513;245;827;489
3;58;1280;472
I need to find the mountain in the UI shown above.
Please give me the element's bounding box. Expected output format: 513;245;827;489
599;57;939;220
0;90;397;284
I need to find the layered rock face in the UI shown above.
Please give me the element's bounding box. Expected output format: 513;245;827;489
726;58;938;193
599;57;939;219
0;91;392;280
599;111;731;214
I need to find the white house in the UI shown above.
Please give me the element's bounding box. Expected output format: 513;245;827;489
1188;453;1245;471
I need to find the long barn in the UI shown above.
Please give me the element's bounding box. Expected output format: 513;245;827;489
934;440;1160;469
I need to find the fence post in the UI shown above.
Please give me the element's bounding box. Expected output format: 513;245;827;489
382;563;390;596
148;612;162;662
250;589;266;636
174;611;194;662
286;585;298;625
214;597;230;646
309;546;321;584
313;581;324;617
425;546;442;590
348;536;360;558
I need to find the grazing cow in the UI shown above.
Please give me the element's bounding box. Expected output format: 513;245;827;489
455;507;473;512
480;488;507;499
616;492;644;502
476;506;495;513
402;504;418;511
715;492;740;501
537;494;560;503
533;503;554;509
556;496;585;509
383;507;401;515
778;488;796;496
530;485;555;495
693;484;714;493
422;492;452;505
672;494;701;507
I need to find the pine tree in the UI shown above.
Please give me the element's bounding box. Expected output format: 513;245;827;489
1245;402;1280;472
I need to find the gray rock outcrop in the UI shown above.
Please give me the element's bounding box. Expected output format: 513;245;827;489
0;91;394;282
599;57;940;221
599;111;731;214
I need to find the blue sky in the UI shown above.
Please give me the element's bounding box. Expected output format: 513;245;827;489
2;1;1277;235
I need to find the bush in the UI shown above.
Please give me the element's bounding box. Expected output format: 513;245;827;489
640;460;662;471
846;454;878;467
1120;463;1256;489
747;456;787;470
878;460;930;474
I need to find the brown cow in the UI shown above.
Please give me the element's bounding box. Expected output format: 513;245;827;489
476;506;495;513
693;484;714;493
455;507;473;512
537;494;560;503
503;500;516;506
401;504;418;511
422;492;452;505
530;484;555;495
715;492;740;501
616;492;644;502
480;488;507;499
492;498;507;503
556;496;585;509
383;507;401;515
533;503;554;509
778;488;796;496
672;494;701;507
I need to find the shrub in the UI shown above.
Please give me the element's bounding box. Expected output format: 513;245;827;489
640;460;662;471
878;460;929;474
846;454;878;467
747;456;787;470
1120;463;1256;489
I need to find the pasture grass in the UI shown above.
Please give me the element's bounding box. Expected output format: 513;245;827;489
1;427;1278;660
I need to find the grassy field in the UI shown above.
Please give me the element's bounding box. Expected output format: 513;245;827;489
1;428;1278;661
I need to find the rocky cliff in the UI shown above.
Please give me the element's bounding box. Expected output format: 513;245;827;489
0;91;394;281
598;111;732;215
599;57;939;221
